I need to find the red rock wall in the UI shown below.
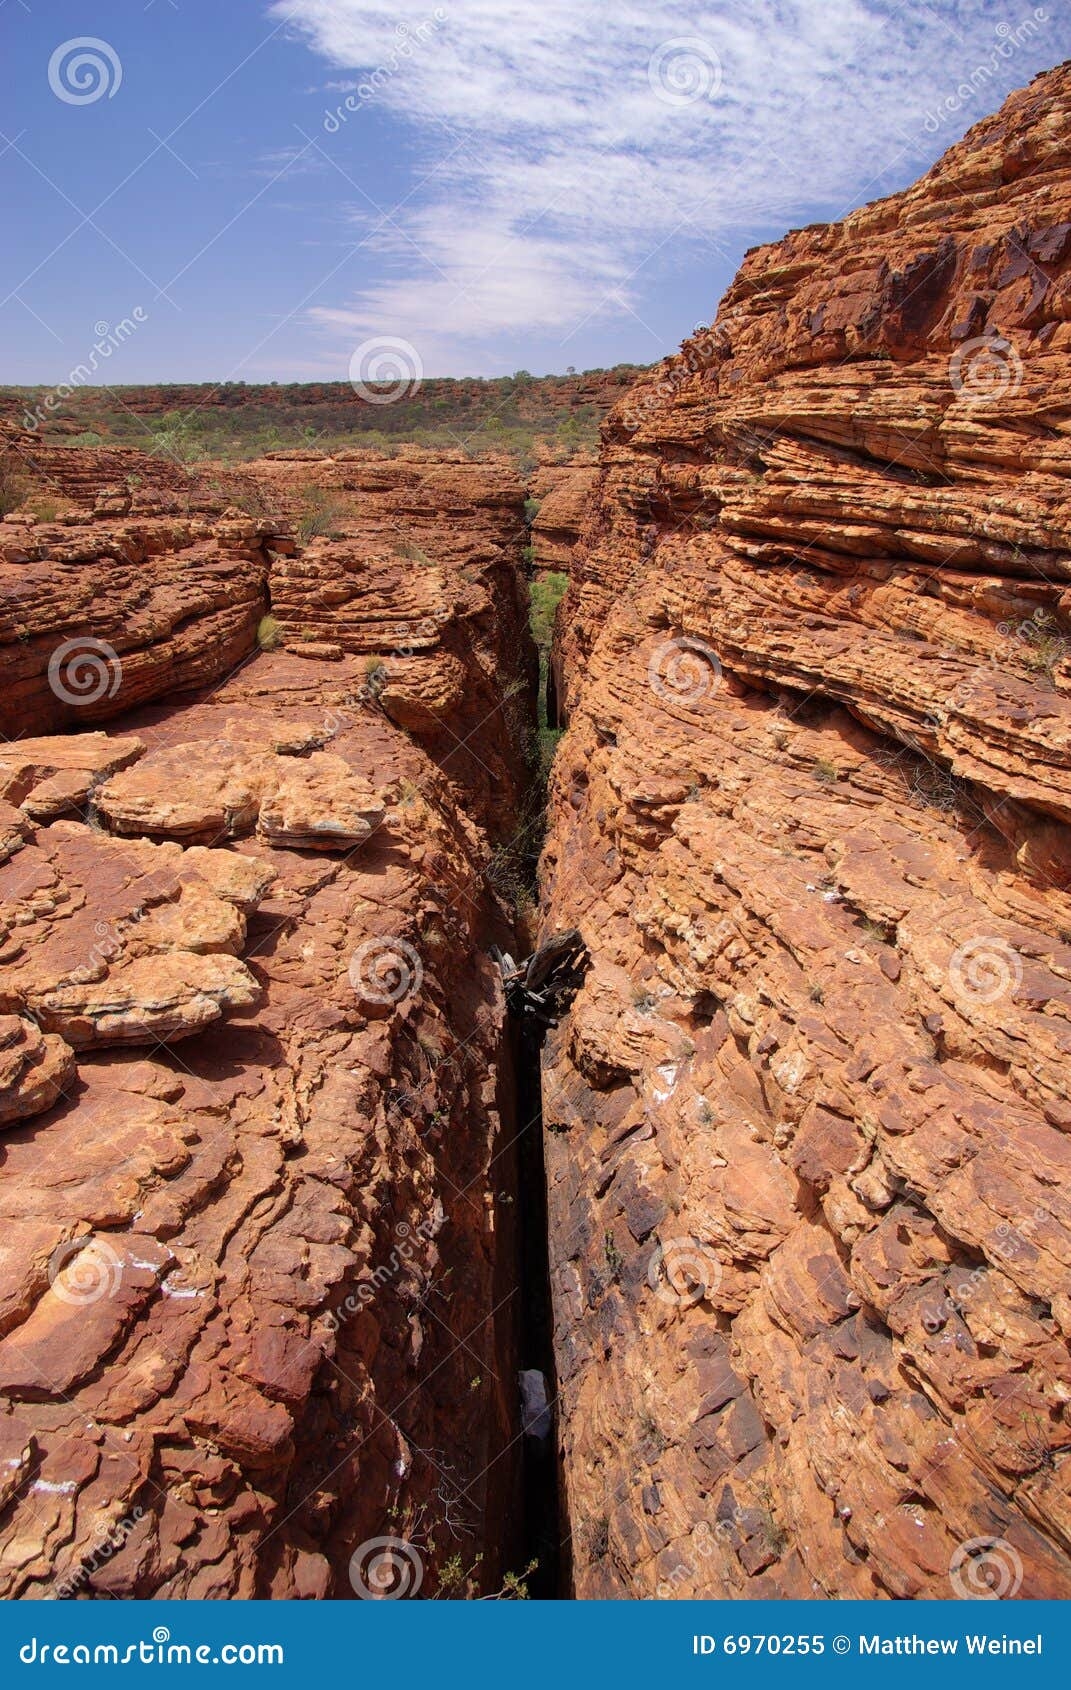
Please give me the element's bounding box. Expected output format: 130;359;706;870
543;65;1071;1600
1;429;245;752
0;466;537;1596
529;462;599;577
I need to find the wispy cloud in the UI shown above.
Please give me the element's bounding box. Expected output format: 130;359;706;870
271;0;1065;368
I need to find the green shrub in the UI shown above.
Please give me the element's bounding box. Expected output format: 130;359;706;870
529;571;568;653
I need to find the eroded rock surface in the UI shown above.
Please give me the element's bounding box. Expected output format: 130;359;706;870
0;457;535;1596
543;66;1071;1600
530;461;599;577
0;505;280;739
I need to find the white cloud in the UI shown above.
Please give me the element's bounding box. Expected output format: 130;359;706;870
270;0;1068;368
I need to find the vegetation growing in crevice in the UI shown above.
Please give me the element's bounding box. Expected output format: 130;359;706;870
530;569;568;766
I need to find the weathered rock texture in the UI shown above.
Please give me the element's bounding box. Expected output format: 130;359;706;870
255;451;536;839
543;65;1071;1600
529;461;599;577
0;496;279;739
0;461;536;1595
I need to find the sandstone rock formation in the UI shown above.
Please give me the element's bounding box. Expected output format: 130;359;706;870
0;453;536;1596
0;500;280;739
543;64;1071;1601
257;451;536;839
529;461;599;577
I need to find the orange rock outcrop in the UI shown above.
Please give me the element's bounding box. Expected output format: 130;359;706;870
529;461;599;577
543;64;1071;1600
0;451;536;1597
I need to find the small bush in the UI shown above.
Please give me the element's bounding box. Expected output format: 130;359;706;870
529;571;568;654
257;615;282;651
1017;613;1070;685
211;480;275;521
392;536;433;565
297;490;345;542
588;1515;611;1560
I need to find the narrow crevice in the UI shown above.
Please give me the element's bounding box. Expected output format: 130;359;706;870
492;526;575;1597
510;1014;565;1598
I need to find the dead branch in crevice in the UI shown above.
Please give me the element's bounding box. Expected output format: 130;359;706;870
492;929;590;1034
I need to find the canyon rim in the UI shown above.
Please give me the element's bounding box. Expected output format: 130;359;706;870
2;47;1071;1611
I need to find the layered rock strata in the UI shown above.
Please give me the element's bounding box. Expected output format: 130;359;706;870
543;65;1071;1600
0;504;280;739
0;476;536;1596
529;461;599;577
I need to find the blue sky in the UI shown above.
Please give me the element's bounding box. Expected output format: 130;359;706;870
2;0;1068;384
